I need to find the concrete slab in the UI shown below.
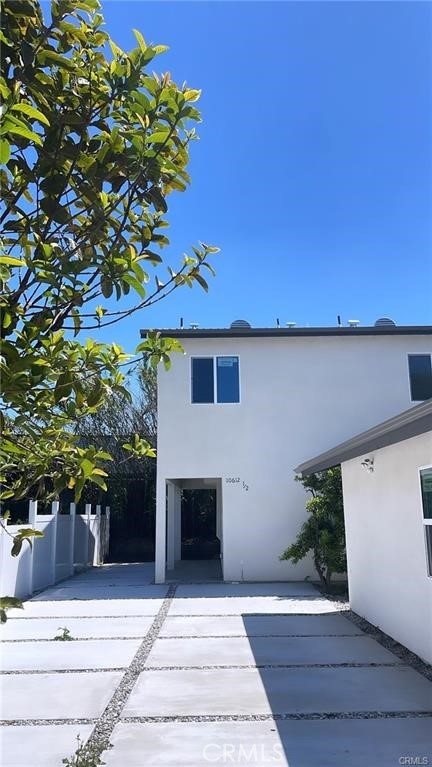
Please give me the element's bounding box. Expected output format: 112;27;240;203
0;639;141;671
168;596;342;616
0;616;154;641
175;582;319;597
166;560;222;582
0;724;94;767
0;671;122;720
159;614;363;637
103;719;432;767
31;585;168;601
145;635;400;668
72;564;155;584
7;598;163;618
123;666;432;717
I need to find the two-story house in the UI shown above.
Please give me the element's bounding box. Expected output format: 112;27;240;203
140;320;432;583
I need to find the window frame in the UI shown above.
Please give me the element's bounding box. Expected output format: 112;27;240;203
190;355;241;405
418;464;432;579
407;354;432;403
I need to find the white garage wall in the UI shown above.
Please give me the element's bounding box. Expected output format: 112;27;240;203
342;432;432;664
157;333;432;582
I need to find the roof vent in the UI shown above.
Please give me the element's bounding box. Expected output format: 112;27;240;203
348;319;360;327
230;319;251;329
190;322;199;330
374;317;396;327
286;321;296;328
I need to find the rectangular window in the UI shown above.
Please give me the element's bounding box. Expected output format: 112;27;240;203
421;467;432;520
191;356;240;404
216;356;240;403
408;355;432;401
191;358;214;403
420;467;432;577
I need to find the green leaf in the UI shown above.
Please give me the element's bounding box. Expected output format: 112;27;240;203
80;458;94;479
0;256;24;267
91;474;107;491
0;139;10;164
11;103;50;126
0;121;43;147
146;130;171;144
146;187;168;213
100;276;113;298
0;597;23;611
11;538;23;557
38;50;76;72
133;29;146;52
122;273;146;298
193;272;209;292
184;89;201;102
40;198;69;224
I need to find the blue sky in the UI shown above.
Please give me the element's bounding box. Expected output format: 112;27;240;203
100;2;431;345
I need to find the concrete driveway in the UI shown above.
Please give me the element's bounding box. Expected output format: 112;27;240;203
1;565;431;766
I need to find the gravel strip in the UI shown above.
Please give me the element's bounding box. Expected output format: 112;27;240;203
311;587;432;683
342;610;432;682
0;718;96;727
156;633;366;639
141;662;403;670
120;711;432;722
3;710;431;728
0;668;125;675
8;614;158;620
1;636;152;643
82;584;177;758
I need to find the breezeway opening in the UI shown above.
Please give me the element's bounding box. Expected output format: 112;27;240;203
156;478;223;583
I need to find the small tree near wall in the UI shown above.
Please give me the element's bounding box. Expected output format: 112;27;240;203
280;467;346;590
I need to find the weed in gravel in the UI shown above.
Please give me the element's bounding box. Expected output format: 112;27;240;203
62;735;106;767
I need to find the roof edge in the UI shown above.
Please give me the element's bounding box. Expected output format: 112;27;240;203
140;326;432;339
295;400;432;476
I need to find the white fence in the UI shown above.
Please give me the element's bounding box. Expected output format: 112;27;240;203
0;501;110;599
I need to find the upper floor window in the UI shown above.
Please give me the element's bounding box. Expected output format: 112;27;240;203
408;355;432;402
191;356;240;404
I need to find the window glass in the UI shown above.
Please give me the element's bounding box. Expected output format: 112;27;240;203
216;356;239;403
425;528;432;578
191;358;214;403
420;468;432;520
408;355;432;401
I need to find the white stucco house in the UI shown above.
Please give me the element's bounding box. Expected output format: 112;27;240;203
296;399;432;664
140;320;432;585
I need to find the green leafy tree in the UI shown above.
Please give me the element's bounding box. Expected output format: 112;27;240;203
0;0;218;504
280;467;346;589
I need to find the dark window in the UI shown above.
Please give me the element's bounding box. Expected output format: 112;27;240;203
420;467;432;577
421;468;432;520
216;356;240;403
425;527;432;578
408;355;432;401
191;358;214;403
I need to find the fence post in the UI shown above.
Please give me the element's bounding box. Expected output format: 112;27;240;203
94;504;101;565
69;502;76;576
84;503;91;567
105;506;110;564
28;500;37;597
50;500;59;586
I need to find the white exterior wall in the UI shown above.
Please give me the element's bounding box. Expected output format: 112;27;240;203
341;432;432;664
157;333;432;582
